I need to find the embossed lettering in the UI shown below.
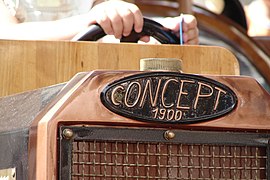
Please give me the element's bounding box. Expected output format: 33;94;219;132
124;82;141;108
111;85;124;105
102;72;237;123
161;79;178;108
177;80;195;110
214;87;227;110
139;79;161;108
194;82;213;110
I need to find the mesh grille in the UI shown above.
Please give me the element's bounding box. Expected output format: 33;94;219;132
71;140;267;180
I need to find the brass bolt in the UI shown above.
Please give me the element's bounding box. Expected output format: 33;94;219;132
63;128;74;139
164;130;175;140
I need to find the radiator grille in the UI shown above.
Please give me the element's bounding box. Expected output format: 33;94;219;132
71;141;266;179
59;127;270;180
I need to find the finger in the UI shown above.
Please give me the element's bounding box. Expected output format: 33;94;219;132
127;3;143;33
185;37;199;45
96;10;114;35
183;28;199;44
182;14;198;33
139;37;160;44
117;8;134;37
139;36;150;42
106;8;123;39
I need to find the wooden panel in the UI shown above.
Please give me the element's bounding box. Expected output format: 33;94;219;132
0;40;239;97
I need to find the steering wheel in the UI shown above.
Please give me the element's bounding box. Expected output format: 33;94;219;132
72;18;180;44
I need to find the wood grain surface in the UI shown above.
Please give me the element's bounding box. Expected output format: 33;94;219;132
0;40;239;97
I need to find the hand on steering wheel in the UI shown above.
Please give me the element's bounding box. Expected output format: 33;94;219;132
72;18;180;44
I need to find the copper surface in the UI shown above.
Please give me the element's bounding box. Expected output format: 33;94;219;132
47;71;270;131
29;70;270;179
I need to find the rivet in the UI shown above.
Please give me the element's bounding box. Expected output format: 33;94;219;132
63;128;74;139
164;130;175;140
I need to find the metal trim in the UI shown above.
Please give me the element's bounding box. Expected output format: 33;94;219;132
58;126;270;179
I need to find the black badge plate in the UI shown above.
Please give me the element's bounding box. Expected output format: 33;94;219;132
101;72;237;124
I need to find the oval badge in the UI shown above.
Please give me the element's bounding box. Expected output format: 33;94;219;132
101;72;237;124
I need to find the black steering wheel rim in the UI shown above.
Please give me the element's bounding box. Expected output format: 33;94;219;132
72;18;180;44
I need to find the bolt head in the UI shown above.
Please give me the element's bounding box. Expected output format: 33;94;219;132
63;129;74;139
164;130;175;140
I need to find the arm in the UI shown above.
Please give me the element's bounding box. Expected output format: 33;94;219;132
0;0;18;24
0;1;95;40
0;15;95;40
0;0;144;40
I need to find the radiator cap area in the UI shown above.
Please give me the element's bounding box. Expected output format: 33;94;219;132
140;58;182;72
